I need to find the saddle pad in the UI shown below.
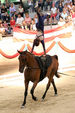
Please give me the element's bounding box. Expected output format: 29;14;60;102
35;55;52;81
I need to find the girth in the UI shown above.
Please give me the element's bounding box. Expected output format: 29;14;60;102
35;55;52;81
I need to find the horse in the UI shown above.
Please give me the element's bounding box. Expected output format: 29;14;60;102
18;50;60;107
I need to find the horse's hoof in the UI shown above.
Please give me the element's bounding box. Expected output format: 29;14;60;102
54;93;58;96
41;98;44;101
21;105;25;109
33;97;38;101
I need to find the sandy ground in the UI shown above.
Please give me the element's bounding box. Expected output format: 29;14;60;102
0;70;75;113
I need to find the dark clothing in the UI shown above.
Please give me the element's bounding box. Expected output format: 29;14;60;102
31;8;47;54
1;8;7;21
31;39;46;54
58;6;63;13
36;10;48;33
1;8;7;13
5;15;10;23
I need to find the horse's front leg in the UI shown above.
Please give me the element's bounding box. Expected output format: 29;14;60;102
30;81;38;101
51;78;57;95
21;81;29;108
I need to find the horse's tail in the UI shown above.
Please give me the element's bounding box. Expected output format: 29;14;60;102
54;55;58;60
55;71;60;78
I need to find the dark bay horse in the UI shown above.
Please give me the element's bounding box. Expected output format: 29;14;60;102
18;50;60;107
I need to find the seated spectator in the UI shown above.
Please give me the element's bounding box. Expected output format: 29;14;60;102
18;5;24;17
5;24;12;34
61;8;68;21
0;20;6;35
71;6;75;29
0;1;2;19
6;3;10;14
44;0;51;11
58;16;65;26
50;3;57;23
24;12;31;30
5;12;10;23
34;14;38;24
22;20;26;29
10;16;15;27
31;18;36;30
1;5;7;21
38;0;43;10
27;0;33;12
58;2;63;14
9;3;16;17
56;2;63;21
14;11;18;21
55;0;60;8
3;20;8;28
16;13;24;28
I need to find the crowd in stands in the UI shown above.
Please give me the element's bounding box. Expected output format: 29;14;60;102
0;0;75;37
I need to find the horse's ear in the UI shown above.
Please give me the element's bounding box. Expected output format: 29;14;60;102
17;50;22;54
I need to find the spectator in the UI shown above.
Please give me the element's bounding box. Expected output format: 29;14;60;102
31;18;36;30
0;20;6;35
1;5;7;21
27;0;33;12
0;1;2;19
55;0;60;8
18;5;24;17
22;20;26;29
6;3;10;15
58;16;65;26
57;2;63;21
5;24;12;34
71;6;75;29
16;13;24;28
24;12;31;30
58;2;63;13
38;0;43;10
10;16;15;27
50;3;57;23
34;14;38;24
5;12;10;23
61;8;68;20
9;3;16;17
14;11;18;21
3;20;8;28
44;0;50;11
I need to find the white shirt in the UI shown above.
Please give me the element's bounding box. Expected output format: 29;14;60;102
61;13;68;20
51;7;57;14
16;17;24;25
18;8;23;13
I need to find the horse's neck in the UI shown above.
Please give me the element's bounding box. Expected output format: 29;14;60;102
26;53;36;67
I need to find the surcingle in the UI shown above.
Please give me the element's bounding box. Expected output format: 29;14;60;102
35;55;52;81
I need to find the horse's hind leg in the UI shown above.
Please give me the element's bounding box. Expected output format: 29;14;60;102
21;81;29;108
42;78;51;100
30;81;38;101
51;79;57;95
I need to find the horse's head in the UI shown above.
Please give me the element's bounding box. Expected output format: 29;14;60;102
18;50;27;73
